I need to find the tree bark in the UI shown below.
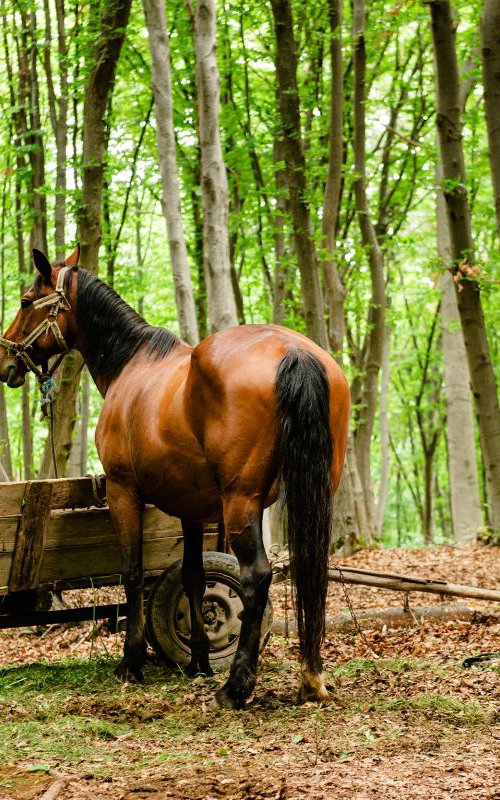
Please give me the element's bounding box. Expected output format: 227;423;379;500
42;0;68;260
437;162;483;543
352;0;386;534
39;352;83;478
192;0;238;333
42;0;131;478
144;0;200;343
270;0;328;349
482;0;500;241
322;0;346;355
78;0;133;277
376;319;391;536
430;0;500;532
272;137;288;326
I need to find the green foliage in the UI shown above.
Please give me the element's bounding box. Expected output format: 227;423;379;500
0;0;497;543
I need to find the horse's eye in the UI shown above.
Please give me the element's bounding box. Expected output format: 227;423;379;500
21;298;31;309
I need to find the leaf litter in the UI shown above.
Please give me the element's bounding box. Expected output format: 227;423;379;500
0;544;498;799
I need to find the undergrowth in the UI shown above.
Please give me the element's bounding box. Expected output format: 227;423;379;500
0;649;496;779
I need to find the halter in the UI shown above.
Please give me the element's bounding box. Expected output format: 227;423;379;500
0;266;71;381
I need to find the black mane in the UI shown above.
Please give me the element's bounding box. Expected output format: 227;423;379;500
74;269;179;383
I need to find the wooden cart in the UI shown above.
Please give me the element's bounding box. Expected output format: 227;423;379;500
0;476;272;668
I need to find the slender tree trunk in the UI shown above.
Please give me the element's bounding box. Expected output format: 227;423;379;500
21;383;33;479
39;0;80;477
191;0;237;332
376;319;391;536
43;0;68;259
430;0;500;531
26;10;48;259
78;0;133;277
270;0;328;350
422;446;435;545
352;0;386;534
482;0;500;241
272;138;288;326
67;368;89;476
437;162;483;543
0;385;12;480
39;351;83;478
143;0;199;344
322;0;346;355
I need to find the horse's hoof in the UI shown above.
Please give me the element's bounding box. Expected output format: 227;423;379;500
297;665;329;704
114;661;144;684
297;679;329;704
213;686;245;710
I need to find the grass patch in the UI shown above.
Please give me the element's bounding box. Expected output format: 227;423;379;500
330;656;425;680
376;693;487;727
0;653;494;779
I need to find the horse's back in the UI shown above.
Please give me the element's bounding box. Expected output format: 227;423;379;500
185;324;349;493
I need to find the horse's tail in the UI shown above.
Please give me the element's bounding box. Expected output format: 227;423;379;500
275;348;333;674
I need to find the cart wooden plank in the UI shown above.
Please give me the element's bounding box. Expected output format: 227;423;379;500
8;481;53;592
0;476;220;595
0;476;106;516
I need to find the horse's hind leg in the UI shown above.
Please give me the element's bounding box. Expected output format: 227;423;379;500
181;519;213;677
107;480;146;683
215;497;271;709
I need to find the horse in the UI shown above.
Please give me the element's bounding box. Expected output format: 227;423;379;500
0;246;350;708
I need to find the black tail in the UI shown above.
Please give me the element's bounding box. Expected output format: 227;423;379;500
275;348;333;673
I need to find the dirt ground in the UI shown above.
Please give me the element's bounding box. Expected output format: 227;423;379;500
0;545;499;800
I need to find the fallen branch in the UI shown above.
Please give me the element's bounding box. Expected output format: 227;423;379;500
40;778;69;800
328;565;500;603
271;602;498;636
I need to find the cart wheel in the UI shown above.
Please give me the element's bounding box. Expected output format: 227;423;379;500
145;551;273;670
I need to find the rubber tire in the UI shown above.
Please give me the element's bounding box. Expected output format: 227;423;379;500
145;551;273;670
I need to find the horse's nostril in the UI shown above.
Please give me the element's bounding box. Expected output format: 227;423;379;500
6;363;25;388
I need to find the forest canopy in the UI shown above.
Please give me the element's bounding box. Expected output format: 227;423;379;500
0;0;498;550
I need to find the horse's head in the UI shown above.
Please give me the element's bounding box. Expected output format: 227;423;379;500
0;245;80;387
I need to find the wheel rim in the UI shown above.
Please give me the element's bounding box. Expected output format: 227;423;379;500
168;572;244;662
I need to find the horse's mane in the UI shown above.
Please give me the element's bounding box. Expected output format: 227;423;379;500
74;268;179;383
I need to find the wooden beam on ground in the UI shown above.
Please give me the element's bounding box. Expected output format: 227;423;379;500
272;603;499;636
327;565;500;603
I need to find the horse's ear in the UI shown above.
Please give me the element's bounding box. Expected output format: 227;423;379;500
65;243;80;268
32;249;52;283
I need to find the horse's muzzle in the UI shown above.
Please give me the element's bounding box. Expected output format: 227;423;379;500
0;358;27;388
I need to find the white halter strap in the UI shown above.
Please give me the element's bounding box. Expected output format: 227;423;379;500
0;266;72;380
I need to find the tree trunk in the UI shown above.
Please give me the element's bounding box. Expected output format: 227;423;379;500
322;0;346;355
376;318;391;536
78;0;133;277
430;0;500;532
352;0;386;534
39;352;83;478
482;0;500;241
0;384;12;480
39;0;79;478
270;0;329;350
192;0;238;333
43;0;68;259
437;161;483;543
272;137;288;325
143;0;199;344
26;9;48;259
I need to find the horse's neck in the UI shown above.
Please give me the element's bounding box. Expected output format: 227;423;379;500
73;275;180;398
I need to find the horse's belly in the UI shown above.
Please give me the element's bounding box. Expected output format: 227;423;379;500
137;456;222;522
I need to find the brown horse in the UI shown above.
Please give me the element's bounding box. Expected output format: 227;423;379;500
0;247;349;707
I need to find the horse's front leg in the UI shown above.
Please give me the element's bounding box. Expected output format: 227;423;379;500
215;497;271;709
107;480;146;683
181;519;213;677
